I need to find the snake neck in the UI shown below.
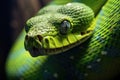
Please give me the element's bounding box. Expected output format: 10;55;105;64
77;0;120;67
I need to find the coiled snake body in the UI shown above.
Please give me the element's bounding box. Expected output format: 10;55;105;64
6;0;120;80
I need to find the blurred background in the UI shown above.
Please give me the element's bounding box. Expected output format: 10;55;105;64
0;0;51;79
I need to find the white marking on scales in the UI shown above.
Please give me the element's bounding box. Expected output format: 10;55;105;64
53;73;58;78
70;56;74;60
101;51;107;55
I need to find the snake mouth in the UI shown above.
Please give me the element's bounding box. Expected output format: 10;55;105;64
24;29;93;57
28;46;45;56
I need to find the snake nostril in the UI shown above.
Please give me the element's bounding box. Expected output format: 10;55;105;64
37;35;43;42
25;35;29;40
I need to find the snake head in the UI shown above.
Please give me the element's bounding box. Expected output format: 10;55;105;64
24;3;94;57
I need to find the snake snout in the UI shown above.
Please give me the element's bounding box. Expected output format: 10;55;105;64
24;34;45;57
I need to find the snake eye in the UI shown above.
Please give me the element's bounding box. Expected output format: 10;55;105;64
60;20;71;35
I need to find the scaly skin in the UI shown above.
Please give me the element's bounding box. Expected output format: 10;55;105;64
6;0;120;80
24;3;94;56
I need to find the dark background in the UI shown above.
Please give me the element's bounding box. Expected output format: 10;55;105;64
0;0;51;79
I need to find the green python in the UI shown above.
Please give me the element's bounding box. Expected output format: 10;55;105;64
6;0;120;80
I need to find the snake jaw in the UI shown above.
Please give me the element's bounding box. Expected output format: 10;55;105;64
24;26;93;57
24;17;94;56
